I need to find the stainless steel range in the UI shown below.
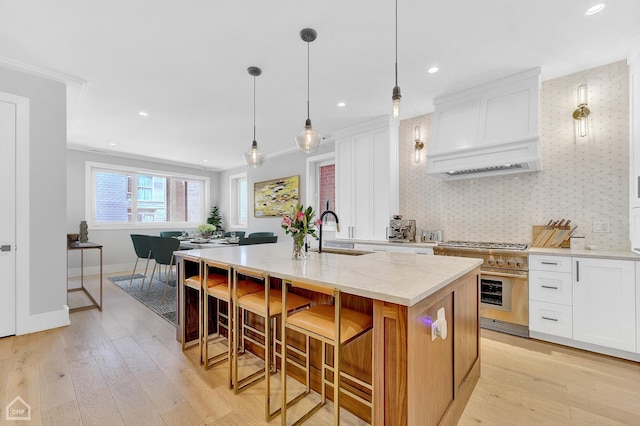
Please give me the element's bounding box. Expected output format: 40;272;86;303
434;241;529;337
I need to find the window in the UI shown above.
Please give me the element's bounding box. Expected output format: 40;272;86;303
229;172;248;228
306;153;335;228
87;162;209;228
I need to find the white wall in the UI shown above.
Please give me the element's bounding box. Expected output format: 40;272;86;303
66;149;220;273
0;66;67;320
218;142;335;242
399;60;629;250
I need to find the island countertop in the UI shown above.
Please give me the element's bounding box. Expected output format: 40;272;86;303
177;242;482;306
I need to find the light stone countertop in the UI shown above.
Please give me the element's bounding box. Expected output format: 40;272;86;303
529;247;640;261
325;238;439;249
177;242;482;306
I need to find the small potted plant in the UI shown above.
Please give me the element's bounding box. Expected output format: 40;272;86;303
197;223;217;238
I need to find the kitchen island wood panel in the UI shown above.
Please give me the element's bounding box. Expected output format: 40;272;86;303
374;270;479;425
175;243;482;425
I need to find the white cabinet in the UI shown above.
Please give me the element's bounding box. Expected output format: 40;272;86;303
529;256;573;338
335;117;398;241
572;258;636;352
630;51;640;209
529;255;637;357
427;68;541;179
630;51;640;253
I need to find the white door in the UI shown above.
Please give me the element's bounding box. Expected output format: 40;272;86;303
573;258;636;352
0;98;17;337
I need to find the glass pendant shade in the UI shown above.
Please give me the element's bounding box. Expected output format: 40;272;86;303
392;85;401;118
295;118;321;153
244;140;265;167
244;66;266;167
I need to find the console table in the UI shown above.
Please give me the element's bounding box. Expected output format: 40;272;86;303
66;242;103;312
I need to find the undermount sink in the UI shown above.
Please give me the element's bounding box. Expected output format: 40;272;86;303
310;247;372;256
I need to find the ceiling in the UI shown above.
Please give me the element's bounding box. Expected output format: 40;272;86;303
1;0;639;171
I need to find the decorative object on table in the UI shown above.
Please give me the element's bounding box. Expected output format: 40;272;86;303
254;175;300;217
67;233;80;246
281;203;321;260
243;66;266;167
197;223;217;238
206;206;223;231
295;28;322;153
79;220;89;243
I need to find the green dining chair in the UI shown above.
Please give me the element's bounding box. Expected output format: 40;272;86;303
147;236;181;303
129;234;152;289
160;231;183;238
247;232;274;238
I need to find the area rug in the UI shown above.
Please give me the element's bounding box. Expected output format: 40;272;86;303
109;273;177;325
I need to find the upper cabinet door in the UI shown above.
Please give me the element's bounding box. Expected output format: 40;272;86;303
430;99;481;154
479;78;539;147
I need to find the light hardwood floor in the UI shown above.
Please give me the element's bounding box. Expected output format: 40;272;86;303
1;273;640;425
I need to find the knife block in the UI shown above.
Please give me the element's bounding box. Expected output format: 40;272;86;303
532;225;571;248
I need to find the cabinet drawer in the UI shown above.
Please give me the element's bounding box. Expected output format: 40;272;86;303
529;300;572;338
529;255;572;273
529;270;572;305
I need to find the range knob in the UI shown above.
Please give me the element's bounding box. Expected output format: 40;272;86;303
487;257;496;266
506;258;515;268
516;260;525;268
495;258;505;267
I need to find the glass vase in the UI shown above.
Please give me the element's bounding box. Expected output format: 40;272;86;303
292;234;306;260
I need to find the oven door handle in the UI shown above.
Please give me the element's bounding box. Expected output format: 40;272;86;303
482;271;528;279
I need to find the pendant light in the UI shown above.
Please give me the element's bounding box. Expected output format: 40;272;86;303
243;66;265;167
295;28;322;153
391;0;401;118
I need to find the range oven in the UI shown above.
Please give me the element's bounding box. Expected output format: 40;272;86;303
434;241;529;337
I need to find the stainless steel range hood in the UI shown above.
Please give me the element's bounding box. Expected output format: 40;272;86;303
427;68;541;180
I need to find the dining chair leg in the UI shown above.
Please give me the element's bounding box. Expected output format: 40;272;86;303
128;257;139;287
140;252;151;290
161;256;174;304
147;263;157;295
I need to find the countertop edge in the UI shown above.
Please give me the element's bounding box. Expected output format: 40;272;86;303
529;247;640;261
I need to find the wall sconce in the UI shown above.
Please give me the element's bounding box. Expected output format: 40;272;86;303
414;125;424;163
573;84;590;137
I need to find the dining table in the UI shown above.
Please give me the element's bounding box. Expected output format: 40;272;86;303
178;237;239;250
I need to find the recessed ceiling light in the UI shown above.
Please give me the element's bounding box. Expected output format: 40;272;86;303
585;3;605;15
108;142;117;146
138;111;148;117
337;102;346;107
428;66;439;74
202;159;208;163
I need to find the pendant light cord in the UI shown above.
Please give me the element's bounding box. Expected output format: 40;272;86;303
395;0;398;87
306;39;311;120
253;74;256;141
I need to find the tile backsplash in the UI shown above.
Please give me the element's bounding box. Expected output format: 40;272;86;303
399;60;630;250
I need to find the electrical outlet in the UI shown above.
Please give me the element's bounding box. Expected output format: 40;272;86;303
592;222;611;233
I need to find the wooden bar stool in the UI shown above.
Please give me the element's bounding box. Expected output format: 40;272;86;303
203;261;263;384
180;255;203;357
281;280;374;425
233;268;312;422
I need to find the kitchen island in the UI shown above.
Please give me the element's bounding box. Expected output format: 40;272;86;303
176;243;482;425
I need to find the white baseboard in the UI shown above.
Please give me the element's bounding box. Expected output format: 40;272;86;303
20;305;70;335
